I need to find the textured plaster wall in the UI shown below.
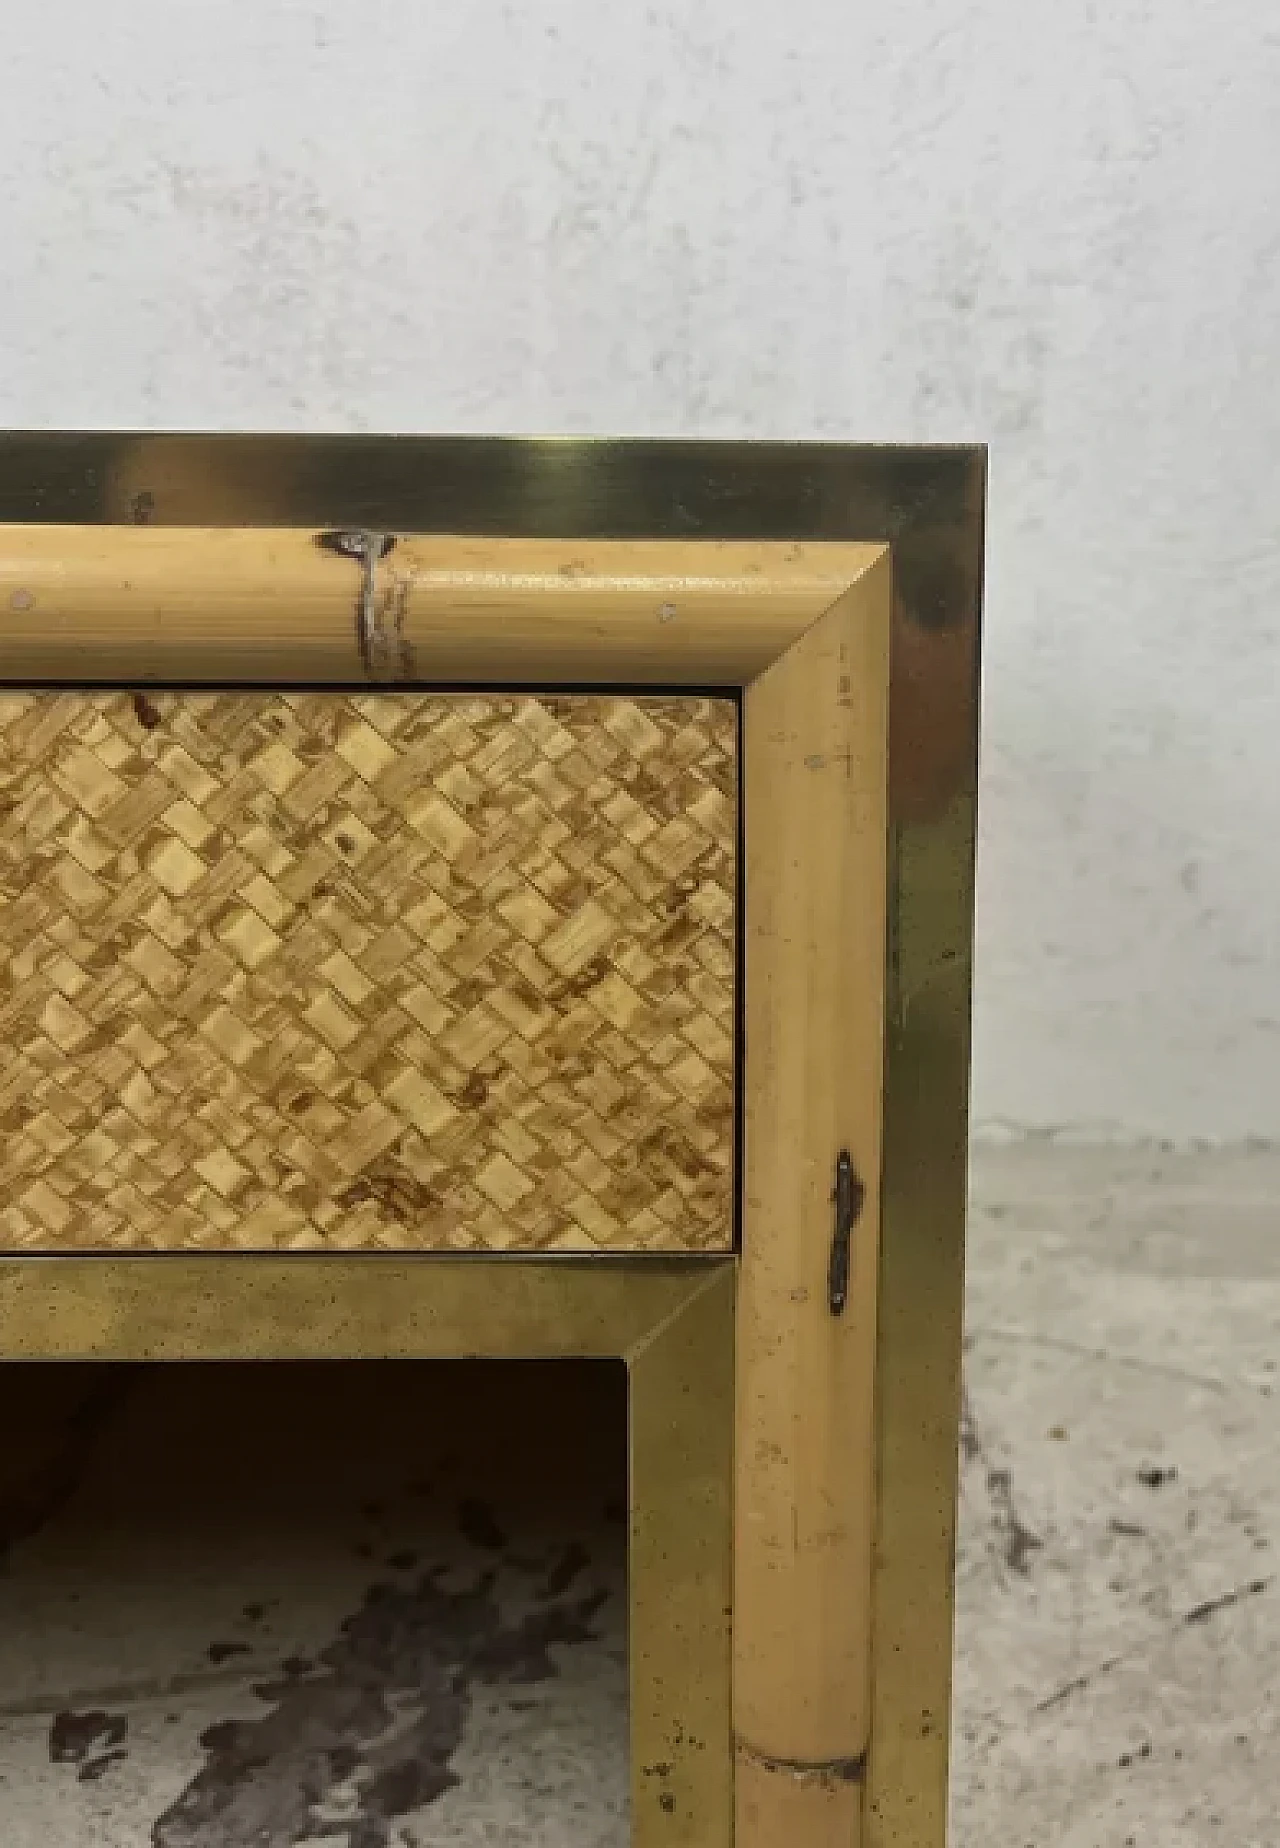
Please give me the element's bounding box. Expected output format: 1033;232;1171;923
2;2;1278;1141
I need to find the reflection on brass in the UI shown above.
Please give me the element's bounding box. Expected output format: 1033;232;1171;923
631;1265;733;1847
0;690;735;1254
0;1252;717;1360
0;434;983;1848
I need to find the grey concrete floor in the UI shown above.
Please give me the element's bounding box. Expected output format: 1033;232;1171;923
0;1145;1275;1844
956;1144;1280;1846
0;1360;629;1846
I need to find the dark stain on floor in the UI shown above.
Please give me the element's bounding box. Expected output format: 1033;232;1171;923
49;1707;129;1765
207;1642;253;1666
49;1707;131;1784
150;1559;608;1848
457;1497;508;1551
79;1746;130;1782
539;1539;590;1601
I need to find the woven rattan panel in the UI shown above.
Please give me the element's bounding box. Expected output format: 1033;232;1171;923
0;692;736;1252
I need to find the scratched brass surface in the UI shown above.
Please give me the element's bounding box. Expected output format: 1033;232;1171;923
0;433;983;1848
0;689;736;1254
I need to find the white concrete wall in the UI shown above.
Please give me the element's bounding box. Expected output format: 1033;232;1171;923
2;1;1278;1143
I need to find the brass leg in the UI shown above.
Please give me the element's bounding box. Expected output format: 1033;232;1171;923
629;1265;734;1847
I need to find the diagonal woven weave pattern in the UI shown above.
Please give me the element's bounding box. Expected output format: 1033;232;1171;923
0;692;736;1252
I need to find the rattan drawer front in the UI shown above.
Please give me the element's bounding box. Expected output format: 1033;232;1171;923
0;692;736;1253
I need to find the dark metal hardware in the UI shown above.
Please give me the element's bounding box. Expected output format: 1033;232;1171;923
828;1150;865;1316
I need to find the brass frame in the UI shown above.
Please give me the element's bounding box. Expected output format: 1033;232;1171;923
0;1255;735;1845
0;434;984;1848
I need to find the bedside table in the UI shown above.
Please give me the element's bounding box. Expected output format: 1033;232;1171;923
0;434;982;1848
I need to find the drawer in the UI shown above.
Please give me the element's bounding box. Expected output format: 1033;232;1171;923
0;690;736;1254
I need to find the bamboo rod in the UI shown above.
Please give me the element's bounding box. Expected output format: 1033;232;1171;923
0;528;882;685
736;554;891;1845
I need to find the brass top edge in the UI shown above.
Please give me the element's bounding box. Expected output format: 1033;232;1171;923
0;432;987;458
0;432;984;555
